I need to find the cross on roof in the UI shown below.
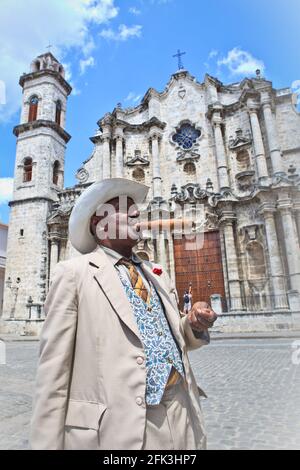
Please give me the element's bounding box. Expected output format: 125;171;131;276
46;44;53;53
173;49;186;70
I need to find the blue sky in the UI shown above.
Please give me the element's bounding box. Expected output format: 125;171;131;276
0;0;299;223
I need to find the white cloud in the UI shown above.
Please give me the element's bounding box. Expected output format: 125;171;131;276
125;92;142;104
208;49;218;60
0;0;119;123
217;47;265;77
129;7;141;15
100;24;142;41
0;80;6;105
0;178;14;204
79;56;95;75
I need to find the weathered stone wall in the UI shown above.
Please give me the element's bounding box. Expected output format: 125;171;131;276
2;200;50;320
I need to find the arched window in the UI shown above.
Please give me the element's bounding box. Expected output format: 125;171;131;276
28;96;38;122
23;158;33;182
53;161;60;185
55;100;62;126
132;167;145;182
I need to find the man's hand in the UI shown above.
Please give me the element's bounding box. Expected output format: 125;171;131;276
187;301;217;332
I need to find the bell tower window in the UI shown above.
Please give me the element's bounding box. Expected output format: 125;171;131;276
55;100;62;126
28;96;38;122
23;158;33;182
53;161;60;185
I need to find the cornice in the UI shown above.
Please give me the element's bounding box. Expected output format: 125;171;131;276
19;69;72;95
13;120;71;143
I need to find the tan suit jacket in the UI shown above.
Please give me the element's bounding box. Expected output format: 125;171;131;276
30;247;209;450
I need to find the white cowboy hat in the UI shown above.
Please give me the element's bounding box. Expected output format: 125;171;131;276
69;178;149;254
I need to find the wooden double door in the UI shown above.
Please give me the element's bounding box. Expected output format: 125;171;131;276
173;231;226;308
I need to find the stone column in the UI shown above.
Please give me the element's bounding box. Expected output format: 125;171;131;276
168;231;176;286
157;234;167;270
259;202;289;309
115;134;124;178
277;192;300;292
220;212;243;311
212;112;230;190
49;239;59;280
100;122;112;180
59;240;67;262
247;100;269;181
150;129;162;199
102;136;111;179
294;201;300;244
261;92;284;176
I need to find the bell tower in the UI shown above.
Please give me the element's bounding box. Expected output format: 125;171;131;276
1;52;72;333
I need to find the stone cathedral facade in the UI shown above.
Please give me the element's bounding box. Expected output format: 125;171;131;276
1;51;300;335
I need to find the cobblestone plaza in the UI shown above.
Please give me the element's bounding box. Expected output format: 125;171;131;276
0;336;299;450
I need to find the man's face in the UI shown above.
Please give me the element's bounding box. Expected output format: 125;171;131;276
90;196;141;245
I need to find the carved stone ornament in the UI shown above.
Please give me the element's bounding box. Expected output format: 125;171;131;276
126;155;150;167
75;167;89;184
178;87;186;99
228;128;252;150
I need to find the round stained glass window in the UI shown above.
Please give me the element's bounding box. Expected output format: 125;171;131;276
172;124;201;150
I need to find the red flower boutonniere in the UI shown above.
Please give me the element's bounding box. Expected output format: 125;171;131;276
152;265;163;276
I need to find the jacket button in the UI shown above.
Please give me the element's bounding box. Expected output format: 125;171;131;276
136;397;143;406
137;356;144;365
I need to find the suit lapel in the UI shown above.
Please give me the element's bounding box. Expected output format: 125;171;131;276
88;249;142;342
140;263;185;350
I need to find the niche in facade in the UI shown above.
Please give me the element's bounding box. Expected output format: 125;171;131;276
246;241;266;280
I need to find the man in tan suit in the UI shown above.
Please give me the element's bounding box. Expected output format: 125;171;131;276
30;178;217;450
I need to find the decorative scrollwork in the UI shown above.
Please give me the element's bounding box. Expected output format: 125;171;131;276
173;183;209;203
76;167;89;184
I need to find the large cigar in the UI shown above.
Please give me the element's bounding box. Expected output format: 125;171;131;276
136;218;195;231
